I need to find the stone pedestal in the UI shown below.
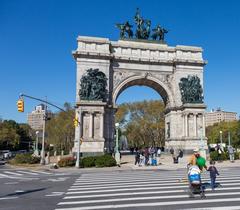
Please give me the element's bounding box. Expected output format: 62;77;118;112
165;103;207;154
74;101;113;156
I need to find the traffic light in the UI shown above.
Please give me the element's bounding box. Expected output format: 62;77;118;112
73;116;78;127
17;99;24;112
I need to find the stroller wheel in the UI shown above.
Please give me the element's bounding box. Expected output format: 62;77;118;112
188;191;195;198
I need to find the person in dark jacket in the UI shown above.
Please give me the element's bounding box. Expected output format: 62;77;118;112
135;150;140;165
208;160;220;190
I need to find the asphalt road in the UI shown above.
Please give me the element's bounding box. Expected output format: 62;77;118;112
0;164;78;210
1;165;240;210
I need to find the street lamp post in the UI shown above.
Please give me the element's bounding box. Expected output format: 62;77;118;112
219;130;223;150
228;131;231;146
115;123;121;166
75;112;81;168
199;126;206;159
40;105;47;165
34;131;39;156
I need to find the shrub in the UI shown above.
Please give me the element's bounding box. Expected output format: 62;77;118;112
10;153;40;164
210;151;228;161
81;156;96;168
234;152;240;160
58;156;76;167
95;154;116;167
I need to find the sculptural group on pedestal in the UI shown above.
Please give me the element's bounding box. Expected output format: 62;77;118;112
79;68;108;101
116;8;168;42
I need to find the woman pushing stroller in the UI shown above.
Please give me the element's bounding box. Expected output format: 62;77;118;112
187;148;207;198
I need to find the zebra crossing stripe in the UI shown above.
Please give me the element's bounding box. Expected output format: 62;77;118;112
186;206;240;210
63;186;240;199
78;171;239;179
30;170;52;175
3;171;23;176
58;191;240;205
0;196;18;200
64;189;185;199
66;183;240;195
55;197;240;210
70;179;236;191
74;175;240;185
16;171;39;175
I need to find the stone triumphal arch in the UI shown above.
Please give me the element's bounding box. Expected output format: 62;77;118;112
73;36;207;155
73;9;207;156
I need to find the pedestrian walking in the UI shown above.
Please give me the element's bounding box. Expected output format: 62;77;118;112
135;150;140;165
170;147;174;156
207;160;220;190
228;146;235;162
188;148;207;171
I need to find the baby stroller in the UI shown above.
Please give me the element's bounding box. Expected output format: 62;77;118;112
187;165;206;198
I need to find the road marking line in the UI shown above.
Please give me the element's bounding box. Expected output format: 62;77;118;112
58;191;240;205
30;170;52;175
186;206;240;210
70;179;235;190
0;196;18;200
66;182;240;195
3;171;23;176
55;197;240;210
17;171;39;175
74;175;240;185
46;192;65;197
4;182;19;185
63;186;240;199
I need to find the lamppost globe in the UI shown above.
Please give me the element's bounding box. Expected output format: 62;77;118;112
115;122;120;166
219;130;223;150
34;131;39;156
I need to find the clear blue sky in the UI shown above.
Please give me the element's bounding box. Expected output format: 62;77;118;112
1;0;240;123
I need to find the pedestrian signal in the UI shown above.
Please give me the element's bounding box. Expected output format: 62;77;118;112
17;99;24;112
73;118;78;127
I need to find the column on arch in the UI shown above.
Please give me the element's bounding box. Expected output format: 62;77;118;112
202;113;206;137
193;113;197;137
100;112;104;138
89;112;94;138
184;113;189;137
182;113;185;137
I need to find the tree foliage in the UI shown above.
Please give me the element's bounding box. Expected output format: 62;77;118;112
116;100;165;148
46;102;75;153
0;120;33;150
206;120;240;147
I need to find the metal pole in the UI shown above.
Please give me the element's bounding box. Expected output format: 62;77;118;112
115;123;120;166
34;131;39;156
40;103;47;165
220;130;223;150
199;127;206;159
75;112;81;168
40;116;45;164
228;131;231;146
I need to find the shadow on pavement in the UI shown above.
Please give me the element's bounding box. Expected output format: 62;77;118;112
2;188;46;198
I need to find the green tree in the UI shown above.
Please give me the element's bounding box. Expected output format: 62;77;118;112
206;120;240;147
46;102;75;154
116;100;165;148
0;120;34;150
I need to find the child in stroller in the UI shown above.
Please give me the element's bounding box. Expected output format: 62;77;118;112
188;165;206;198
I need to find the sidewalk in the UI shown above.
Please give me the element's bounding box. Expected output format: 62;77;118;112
6;153;239;172
120;153;240;171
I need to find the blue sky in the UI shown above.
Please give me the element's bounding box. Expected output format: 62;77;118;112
1;0;240;123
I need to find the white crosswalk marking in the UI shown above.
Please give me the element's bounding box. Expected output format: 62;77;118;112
0;169;54;179
55;167;240;210
3;171;23;176
16;171;39;175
